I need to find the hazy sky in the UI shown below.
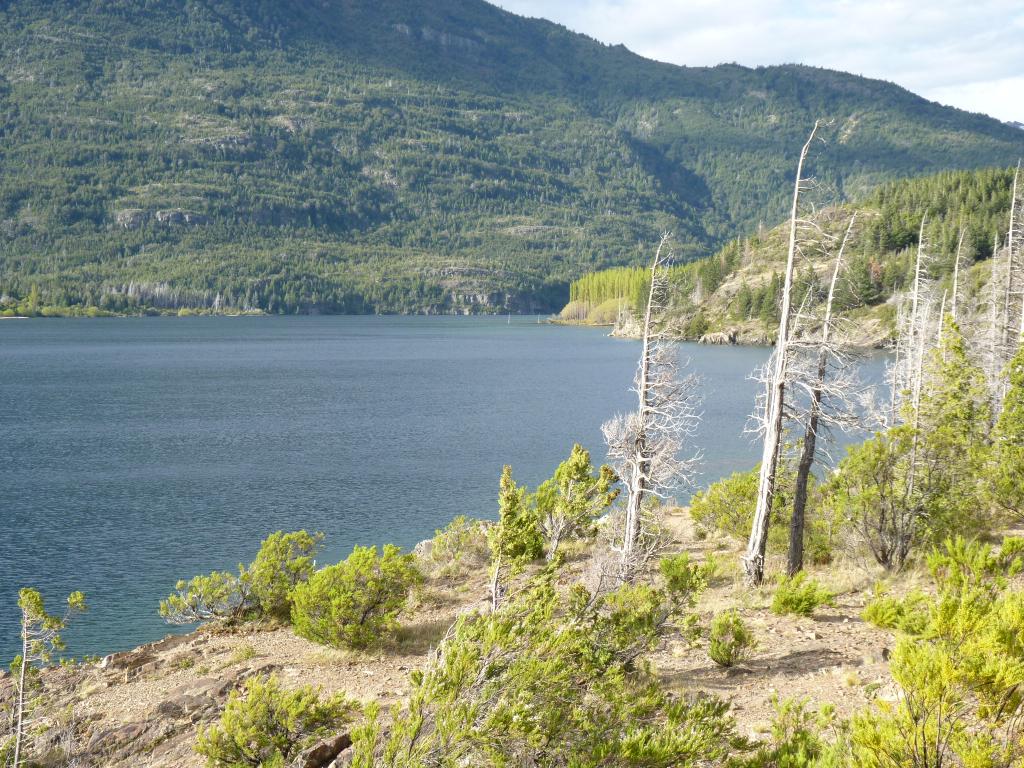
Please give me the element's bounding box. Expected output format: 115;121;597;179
495;0;1024;123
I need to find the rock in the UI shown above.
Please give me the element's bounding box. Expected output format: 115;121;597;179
154;209;208;226
115;209;148;229
154;693;218;722
698;329;738;345
297;732;352;768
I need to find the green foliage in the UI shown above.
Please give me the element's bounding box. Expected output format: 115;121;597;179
847;537;1024;767
822;428;918;570
861;586;929;635
742;697;842;768
422;516;489;579
569;166;1022;335
991;341;1024;517
771;574;836;618
534;444;618;559
195;674;355;768
350;570;750;767
17;588;87;663
659;553;714;610
690;463;835;561
160;530;322;625
824;318;994;571
160;569;249;625
708;610;758;668
291;544;422;650
1;0;1021;316
690;466;780;543
489;465;545;565
244;530;323;621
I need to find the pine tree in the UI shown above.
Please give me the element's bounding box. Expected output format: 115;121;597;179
915;315;992;538
991;339;1024;517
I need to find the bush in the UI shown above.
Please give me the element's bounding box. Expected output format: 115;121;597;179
861;586;929;635
534;444;618;561
195;674;355;767
160;530;322;625
743;697;841;768
690;464;813;552
771;573;836;617
422;516;488;579
291;544;422;649
990;343;1024;517
160;570;248;625
350;573;753;766
245;530;323;621
491;465;545;563
708;610;757;667
847;537;1024;767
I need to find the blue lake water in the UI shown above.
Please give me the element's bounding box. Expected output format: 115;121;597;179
0;316;884;660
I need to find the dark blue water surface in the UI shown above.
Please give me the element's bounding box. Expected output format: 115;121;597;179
0;316;883;660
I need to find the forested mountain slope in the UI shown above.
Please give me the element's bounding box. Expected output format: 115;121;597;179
562;166;1019;344
1;0;1023;315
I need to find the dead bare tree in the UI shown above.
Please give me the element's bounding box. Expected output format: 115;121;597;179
603;233;702;583
786;213;859;575
742;121;820;586
951;228;966;324
1011;160;1023;338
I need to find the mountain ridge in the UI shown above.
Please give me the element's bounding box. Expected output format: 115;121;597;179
1;0;1022;315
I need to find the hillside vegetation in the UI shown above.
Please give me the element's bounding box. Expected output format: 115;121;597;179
561;166;1020;344
1;0;1023;315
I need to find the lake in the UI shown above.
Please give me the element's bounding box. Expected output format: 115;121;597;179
0;316;884;660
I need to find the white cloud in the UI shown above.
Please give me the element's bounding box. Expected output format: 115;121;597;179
495;0;1024;123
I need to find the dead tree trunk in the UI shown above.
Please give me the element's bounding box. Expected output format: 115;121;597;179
743;121;819;586
787;213;855;576
603;235;702;583
1011;161;1023;338
951;228;966;324
620;235;669;566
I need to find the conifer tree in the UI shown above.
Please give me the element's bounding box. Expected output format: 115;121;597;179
991;339;1024;517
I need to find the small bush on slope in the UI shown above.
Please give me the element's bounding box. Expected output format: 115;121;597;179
708;610;758;667
244;530;323;621
160;530;322;625
195;674;355;768
349;558;753;767
291;544;422;650
847;537;1024;767
771;573;836;618
422;515;489;579
861;585;929;635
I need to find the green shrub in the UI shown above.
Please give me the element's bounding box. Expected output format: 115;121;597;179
491;465;545;563
690;464;805;551
708;610;757;667
160;530;322;625
424;516;489;578
160;570;248;625
534;444;618;561
990;343;1024;518
351;573;753;766
245;530;323;621
861;586;929;635
743;697;841;768
195;674;355;767
771;573;836;617
291;544;422;649
848;537;1024;767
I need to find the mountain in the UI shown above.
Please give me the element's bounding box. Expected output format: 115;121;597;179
1;0;1023;315
560;165;1019;345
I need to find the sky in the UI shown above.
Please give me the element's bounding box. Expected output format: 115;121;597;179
495;0;1024;124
